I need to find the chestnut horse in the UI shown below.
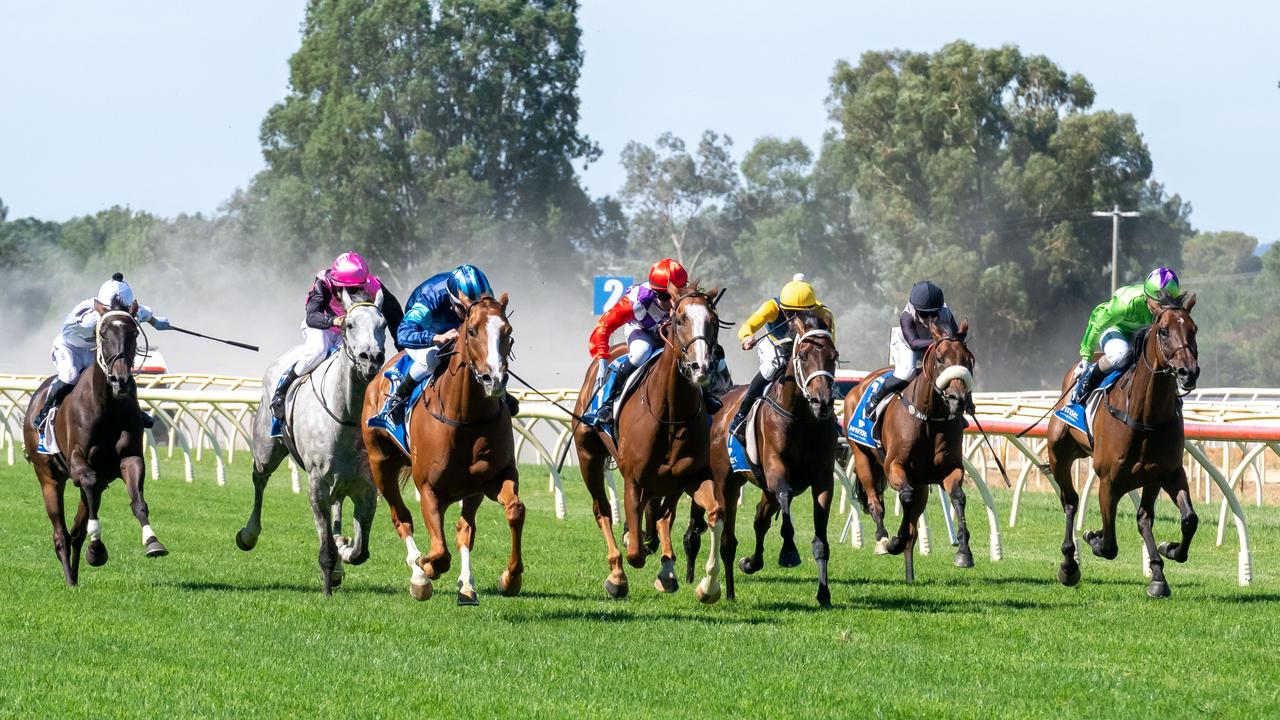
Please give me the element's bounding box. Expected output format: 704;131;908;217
841;321;974;583
360;294;523;605
23;300;167;586
572;285;727;603
692;313;839;605
1046;293;1199;598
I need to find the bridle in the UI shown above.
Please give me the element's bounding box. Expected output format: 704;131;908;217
787;329;836;406
659;291;726;381
95;310;142;380
451;297;511;388
908;337;973;421
1141;309;1196;396
339;301;379;364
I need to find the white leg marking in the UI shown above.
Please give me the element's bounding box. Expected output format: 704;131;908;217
697;519;724;602
459;545;474;589
141;524;155;544
405;536;428;585
87;519;101;542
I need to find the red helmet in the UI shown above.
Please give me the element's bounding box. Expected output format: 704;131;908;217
648;258;688;294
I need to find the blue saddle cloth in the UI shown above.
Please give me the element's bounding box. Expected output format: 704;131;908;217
365;354;431;454
583;350;664;445
727;427;752;474
1053;368;1124;438
845;375;887;450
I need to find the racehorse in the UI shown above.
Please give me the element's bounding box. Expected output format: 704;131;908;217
691;313;839;605
841;320;975;583
23;298;167;586
572;284;728;603
237;291;387;595
360;294;522;605
1046;293;1199;598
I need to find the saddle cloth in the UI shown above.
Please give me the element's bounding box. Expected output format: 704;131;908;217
1053;368;1124;443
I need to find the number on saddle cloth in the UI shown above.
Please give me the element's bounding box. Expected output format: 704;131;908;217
1053;367;1126;438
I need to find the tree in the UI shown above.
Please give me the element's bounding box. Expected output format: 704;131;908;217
1183;230;1263;277
255;0;600;278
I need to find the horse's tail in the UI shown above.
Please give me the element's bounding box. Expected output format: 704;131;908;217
852;467;886;515
397;467;413;491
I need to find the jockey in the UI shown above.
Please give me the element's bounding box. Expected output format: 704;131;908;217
270;252;403;424
862;280;959;414
374;264;517;427
34;273;171;429
732;273;835;431
1070;267;1181;404
582;258;689;426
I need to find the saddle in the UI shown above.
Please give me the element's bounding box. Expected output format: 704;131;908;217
585;349;663;443
1053;367;1126;444
726;387;769;480
845;375;897;451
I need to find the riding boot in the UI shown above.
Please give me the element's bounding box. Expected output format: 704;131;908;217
732;372;770;433
1071;361;1103;405
33;379;72;429
271;367;300;420
503;392;520;417
386;373;423;427
864;375;909;417
592;359;637;426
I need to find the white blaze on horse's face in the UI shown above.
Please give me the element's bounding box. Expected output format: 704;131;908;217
482;314;507;397
682;302;713;386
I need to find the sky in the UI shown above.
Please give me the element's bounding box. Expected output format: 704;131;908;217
1;0;1277;243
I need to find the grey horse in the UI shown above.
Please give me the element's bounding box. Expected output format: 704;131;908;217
236;291;388;594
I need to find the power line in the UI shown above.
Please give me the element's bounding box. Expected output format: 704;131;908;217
1092;205;1141;293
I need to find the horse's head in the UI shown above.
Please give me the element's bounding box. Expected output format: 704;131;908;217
459;293;513;399
923;319;975;417
1146;292;1200;394
339;288;387;381
92;298;141;399
666;284;728;388
788;314;839;420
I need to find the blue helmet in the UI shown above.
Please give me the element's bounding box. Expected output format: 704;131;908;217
446;265;493;304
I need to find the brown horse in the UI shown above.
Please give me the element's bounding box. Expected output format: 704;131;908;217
572;285;727;603
1046;293;1199;598
23;300;167;586
360;294;523;605
841;321;974;583
692;313;839;605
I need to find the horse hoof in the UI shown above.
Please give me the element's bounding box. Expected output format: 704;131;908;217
144;538;168;558
330;571;344;590
874;538;891;555
409;580;433;601
885;538;905;556
953;552;974;569
604;578;629;599
457;587;480;606
498;570;522;597
1157;542;1185;563
1147;580;1171;599
86;541;108;567
738;557;762;575
654;575;679;594
778;548;802;568
816;586;832;607
234;529;257;552
1058;565;1081;587
695;579;721;605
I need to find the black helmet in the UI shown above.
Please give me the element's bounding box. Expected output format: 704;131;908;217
909;281;944;314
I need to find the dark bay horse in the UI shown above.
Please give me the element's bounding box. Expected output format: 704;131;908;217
1047;293;1199;598
572;285;727;603
360;294;523;605
693;314;839;605
841;321;974;583
23;300;167;586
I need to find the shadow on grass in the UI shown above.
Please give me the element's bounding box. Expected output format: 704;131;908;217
1201;592;1280;604
168;580;402;596
503;608;773;625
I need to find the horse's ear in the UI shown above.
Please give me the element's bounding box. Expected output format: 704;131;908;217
94;300;109;315
340;287;353;311
1145;295;1163;317
1182;292;1196;312
957;319;969;340
927;318;947;339
373;287;384;308
498;292;509;311
710;287;724;307
129;300;139;317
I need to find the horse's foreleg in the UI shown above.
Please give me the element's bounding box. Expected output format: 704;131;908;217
692;479;724;605
307;479;339;596
491;472;525;597
39;476;74;587
812;481;833;607
775;478;801;569
901;484;927;584
945;468;973;568
653;495;679;593
1085;481;1120;561
1158;467;1198;565
121;456;166;558
739;490;777;574
76;468;109;569
884;462;912;557
455;494;482;606
1136;484;1169;598
68;493;89;586
1048;444;1082;585
417;485;451;580
683;503;707;584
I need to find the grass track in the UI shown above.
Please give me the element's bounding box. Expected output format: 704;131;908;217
1;459;1278;718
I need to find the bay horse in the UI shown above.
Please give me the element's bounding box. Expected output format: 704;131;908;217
692;313;839;605
237;292;387;595
1046;293;1199;598
841;320;975;583
572;285;727;603
23;299;167;586
360;294;522;605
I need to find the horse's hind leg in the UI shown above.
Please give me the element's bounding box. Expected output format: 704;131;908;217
238;441;287;552
1084;480;1120;561
853;449;890;553
306;479;339;595
683;503;707;584
417;485;451;580
1136;484;1170;598
344;484;376;566
1157;467;1198;565
738;490;778;575
653;495;679;593
491;470;525;597
39;476;74;586
720;480;741;601
1048;439;1082;585
945;469;973;568
121;456;166;557
369;449;428;599
454;494;482;606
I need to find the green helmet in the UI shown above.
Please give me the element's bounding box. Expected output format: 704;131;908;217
1143;267;1180;299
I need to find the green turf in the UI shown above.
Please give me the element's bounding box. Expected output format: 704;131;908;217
1;457;1278;719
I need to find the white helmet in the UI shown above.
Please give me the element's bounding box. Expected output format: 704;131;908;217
96;273;134;308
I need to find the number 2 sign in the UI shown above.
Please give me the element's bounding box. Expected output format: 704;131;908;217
593;276;632;315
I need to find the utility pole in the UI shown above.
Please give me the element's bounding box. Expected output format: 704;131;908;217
1093;205;1141;293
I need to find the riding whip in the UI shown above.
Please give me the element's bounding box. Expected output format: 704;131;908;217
167;325;260;352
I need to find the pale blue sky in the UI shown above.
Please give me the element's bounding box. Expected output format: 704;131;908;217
2;0;1276;242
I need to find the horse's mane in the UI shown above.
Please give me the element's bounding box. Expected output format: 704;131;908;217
1156;292;1187;310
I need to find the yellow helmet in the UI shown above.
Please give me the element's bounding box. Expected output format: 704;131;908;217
778;273;817;310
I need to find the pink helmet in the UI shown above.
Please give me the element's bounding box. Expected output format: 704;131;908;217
329;252;370;287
